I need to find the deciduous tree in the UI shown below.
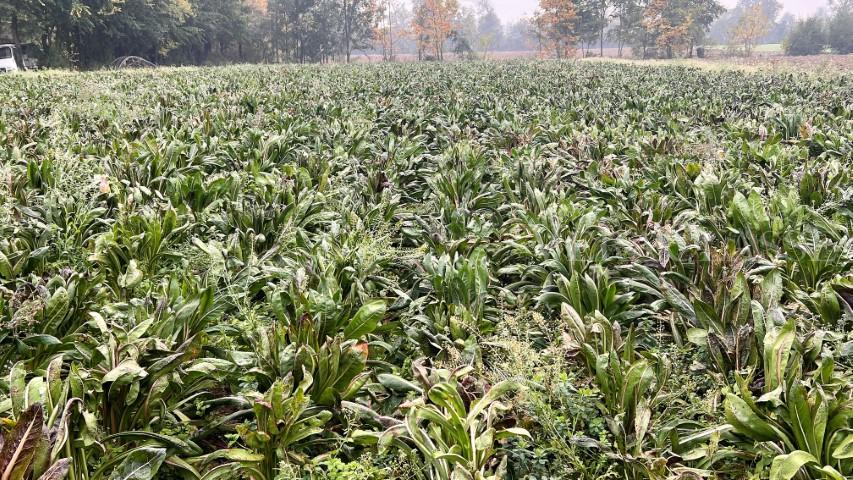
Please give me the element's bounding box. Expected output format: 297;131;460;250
340;0;379;62
728;2;772;56
642;0;690;58
475;0;503;58
411;0;459;60
534;0;578;59
641;0;722;58
376;0;408;60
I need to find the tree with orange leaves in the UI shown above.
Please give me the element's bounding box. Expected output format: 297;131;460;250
534;0;578;59
642;0;723;58
246;0;268;13
411;0;460;60
643;0;690;58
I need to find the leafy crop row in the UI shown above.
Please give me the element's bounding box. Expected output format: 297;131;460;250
0;62;850;480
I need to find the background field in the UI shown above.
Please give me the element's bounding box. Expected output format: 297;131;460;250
352;49;853;73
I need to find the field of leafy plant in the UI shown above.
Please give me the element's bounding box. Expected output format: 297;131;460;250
0;62;851;480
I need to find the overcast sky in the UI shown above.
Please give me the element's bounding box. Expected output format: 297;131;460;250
485;0;830;23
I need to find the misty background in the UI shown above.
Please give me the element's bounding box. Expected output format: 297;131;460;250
478;0;831;47
487;0;827;22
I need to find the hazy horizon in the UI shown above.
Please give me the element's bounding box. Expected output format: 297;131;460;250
483;0;830;23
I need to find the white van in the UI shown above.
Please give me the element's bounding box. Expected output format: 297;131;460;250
0;44;21;72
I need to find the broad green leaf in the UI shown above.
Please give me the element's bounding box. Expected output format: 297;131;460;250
831;434;853;459
118;260;144;289
195;449;265;465
686;328;708;346
109;447;167;480
102;360;147;384
467;380;521;423
769;450;817;480
343;300;386;339
377;373;423;394
724;393;776;442
9;362;26;419
495;427;532;440
764;318;795;393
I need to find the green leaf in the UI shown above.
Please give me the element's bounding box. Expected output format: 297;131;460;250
724;393;776;442
769;450;817;480
467;380;521;423
195;449;265;465
118;260;144;289
43;288;70;330
104;431;195;454
109;447;167;480
494;427;532;440
661;281;696;324
686;328;708;346
475;428;494;450
343;300;386;339
763;318;795;393
377;373;423;394
164;456;200;479
102;360;148;384
761;270;783;308
349;429;381;445
831;434;853;460
816;465;844;480
46;355;65;413
9;362;26;419
0;251;13;278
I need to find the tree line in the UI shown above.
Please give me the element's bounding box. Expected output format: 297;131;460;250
782;0;851;56
529;0;851;59
0;0;849;68
712;0;852;57
0;0;383;67
532;0;726;59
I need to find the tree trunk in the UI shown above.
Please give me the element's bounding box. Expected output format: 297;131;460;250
387;0;393;61
11;13;20;47
617;15;623;57
344;0;351;63
11;13;21;69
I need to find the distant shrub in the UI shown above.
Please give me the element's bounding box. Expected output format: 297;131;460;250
828;8;853;54
784;17;826;56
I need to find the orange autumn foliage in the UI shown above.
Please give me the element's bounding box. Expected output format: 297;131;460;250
411;0;459;60
535;0;577;59
246;0;268;15
643;0;692;57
